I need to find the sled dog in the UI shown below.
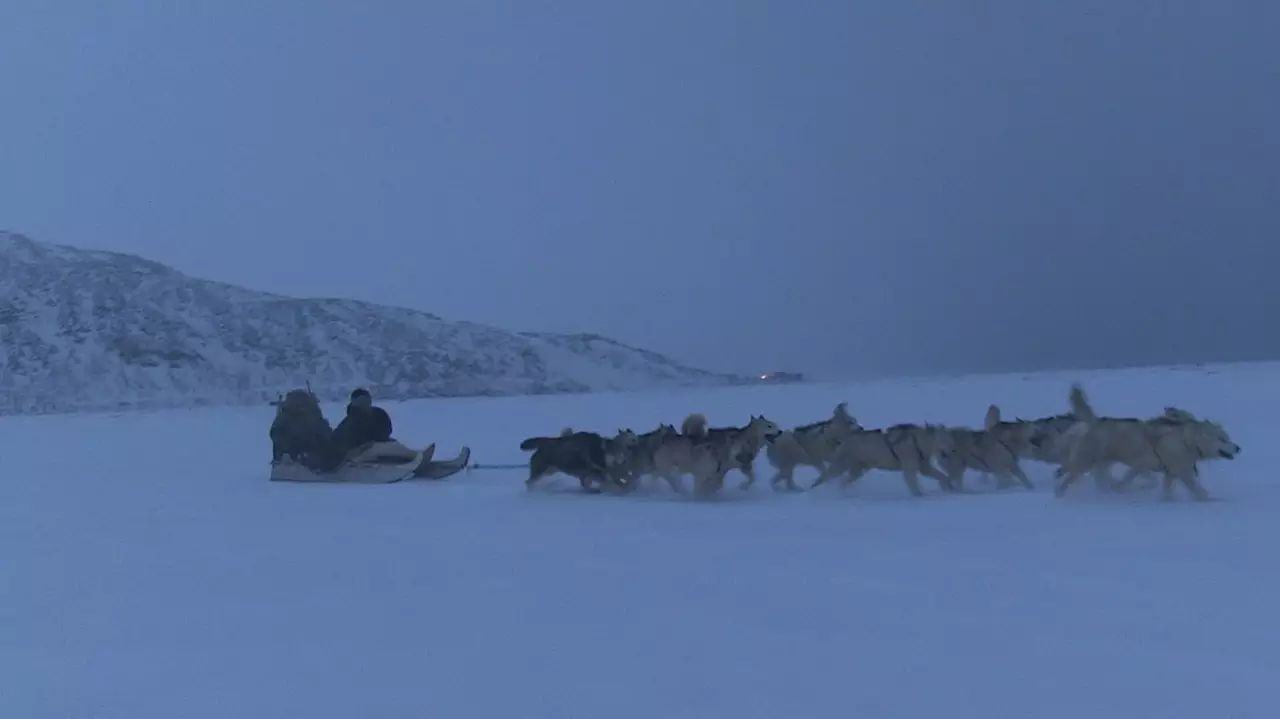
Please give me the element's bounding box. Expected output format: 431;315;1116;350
937;404;1037;491
811;422;955;496
1053;385;1239;501
520;427;640;493
761;402;861;491
651;414;782;497
614;423;680;490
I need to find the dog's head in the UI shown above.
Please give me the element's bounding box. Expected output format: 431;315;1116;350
643;423;677;441
1188;419;1240;461
748;414;783;443
1027;415;1077;455
613;428;640;450
992;418;1038;455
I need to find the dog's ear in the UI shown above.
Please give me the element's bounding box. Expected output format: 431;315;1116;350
984;404;1001;431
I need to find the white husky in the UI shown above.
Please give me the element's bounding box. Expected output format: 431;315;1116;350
1053;385;1240;501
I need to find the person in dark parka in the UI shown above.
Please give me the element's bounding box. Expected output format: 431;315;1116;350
331;388;394;455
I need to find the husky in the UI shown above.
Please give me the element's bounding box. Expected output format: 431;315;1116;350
811;423;956;496
938;404;1037;491
613;423;680;490
520;427;640;493
937;414;1033;493
1053;385;1240;501
691;413;784;494
651;414;783;497
1021;413;1078;466
760;402;861;492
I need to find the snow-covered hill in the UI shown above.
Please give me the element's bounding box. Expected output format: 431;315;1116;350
0;231;742;414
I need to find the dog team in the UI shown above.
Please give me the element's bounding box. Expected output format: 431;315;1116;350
518;383;1241;501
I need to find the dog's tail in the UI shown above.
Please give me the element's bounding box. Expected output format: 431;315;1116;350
984;404;1001;431
1068;384;1098;423
682;413;708;437
519;424;576;447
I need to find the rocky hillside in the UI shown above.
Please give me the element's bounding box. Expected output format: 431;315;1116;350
0;232;741;414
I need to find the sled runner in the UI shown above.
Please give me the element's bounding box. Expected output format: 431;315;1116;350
414;445;471;479
269;442;433;483
270;443;471;483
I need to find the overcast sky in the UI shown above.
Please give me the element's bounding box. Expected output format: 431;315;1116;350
2;2;1278;378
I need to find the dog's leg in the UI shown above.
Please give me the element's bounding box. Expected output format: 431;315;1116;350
768;466;786;490
525;458;551;490
693;470;723;499
772;464;803;492
712;470;727;494
1115;468;1160;492
738;463;757;491
1113;467;1142;492
901;466;926;497
1174;466;1210;501
918;461;952;492
1054;465;1088;497
936;454;960;491
577;475;598;493
839;464;868;489
1009;463;1034;490
811;465;837;489
1091;465;1116;492
659;472;685;494
995;473;1021;489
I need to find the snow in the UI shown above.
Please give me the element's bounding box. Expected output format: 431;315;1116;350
3;362;1277;718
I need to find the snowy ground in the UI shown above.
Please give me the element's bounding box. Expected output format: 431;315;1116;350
4;363;1278;718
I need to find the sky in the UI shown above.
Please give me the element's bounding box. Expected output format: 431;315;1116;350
2;1;1278;379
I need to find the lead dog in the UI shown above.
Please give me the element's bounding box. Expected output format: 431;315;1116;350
1053;385;1239;501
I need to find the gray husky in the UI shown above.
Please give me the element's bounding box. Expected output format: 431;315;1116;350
651;414;783;497
937;404;1037;491
613;423;680;491
520;427;640;493
1053;385;1240;501
760;402;861;491
811;423;955;496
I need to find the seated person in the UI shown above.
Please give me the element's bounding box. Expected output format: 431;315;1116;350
332;388;418;462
